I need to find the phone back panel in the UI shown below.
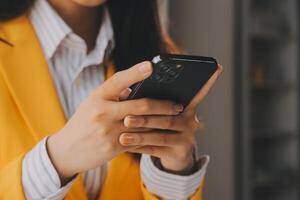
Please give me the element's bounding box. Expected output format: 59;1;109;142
128;54;218;107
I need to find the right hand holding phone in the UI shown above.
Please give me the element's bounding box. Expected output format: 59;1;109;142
47;61;183;183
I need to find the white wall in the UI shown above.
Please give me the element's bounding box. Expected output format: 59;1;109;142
169;1;235;200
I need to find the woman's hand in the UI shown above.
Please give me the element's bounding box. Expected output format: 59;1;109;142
120;65;223;173
47;61;183;181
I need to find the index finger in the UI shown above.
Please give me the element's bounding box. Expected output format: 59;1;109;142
186;64;223;111
96;61;153;100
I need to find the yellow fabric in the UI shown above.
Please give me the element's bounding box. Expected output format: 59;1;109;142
0;15;204;200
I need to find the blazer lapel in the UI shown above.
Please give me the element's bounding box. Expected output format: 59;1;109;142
0;15;89;200
0;15;126;200
0;15;65;141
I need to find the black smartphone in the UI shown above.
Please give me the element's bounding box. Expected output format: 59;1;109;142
128;54;218;107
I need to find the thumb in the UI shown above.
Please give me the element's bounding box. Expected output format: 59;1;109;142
119;88;132;101
96;61;152;100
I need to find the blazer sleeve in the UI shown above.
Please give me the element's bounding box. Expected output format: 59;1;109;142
140;179;204;200
0;153;27;200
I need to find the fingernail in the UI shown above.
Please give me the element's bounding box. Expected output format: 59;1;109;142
119;88;132;100
138;62;152;75
120;134;136;145
194;114;200;123
174;104;184;112
217;64;224;75
121;88;132;95
125;116;142;127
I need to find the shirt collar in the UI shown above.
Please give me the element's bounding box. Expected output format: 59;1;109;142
29;0;114;61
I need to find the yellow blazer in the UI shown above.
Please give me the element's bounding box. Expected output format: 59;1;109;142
0;15;204;200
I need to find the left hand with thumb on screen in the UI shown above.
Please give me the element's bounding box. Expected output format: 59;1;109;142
119;64;223;173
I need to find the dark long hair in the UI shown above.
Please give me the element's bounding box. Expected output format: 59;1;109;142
0;0;177;160
0;0;177;71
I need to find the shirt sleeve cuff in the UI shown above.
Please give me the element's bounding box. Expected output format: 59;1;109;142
22;137;74;200
140;154;209;200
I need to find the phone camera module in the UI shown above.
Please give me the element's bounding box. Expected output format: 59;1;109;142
151;62;184;84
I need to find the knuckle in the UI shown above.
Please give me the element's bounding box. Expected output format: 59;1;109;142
176;135;195;150
112;71;122;80
96;104;107;116
159;134;168;145
139;99;151;113
166;101;176;114
148;146;155;155
87;93;107;109
137;134;144;144
103;140;118;153
140;116;147;126
91;112;101;124
87;93;102;108
109;72;122;87
163;135;169;145
187;135;197;146
108;80;118;91
166;117;175;129
110;102;122;119
97;126;109;137
91;103;109;122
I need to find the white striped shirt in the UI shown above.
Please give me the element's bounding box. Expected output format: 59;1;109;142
21;0;209;199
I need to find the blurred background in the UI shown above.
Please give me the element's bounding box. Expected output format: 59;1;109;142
160;0;300;200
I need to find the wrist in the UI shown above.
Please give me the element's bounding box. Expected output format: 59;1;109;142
47;133;76;184
159;155;195;175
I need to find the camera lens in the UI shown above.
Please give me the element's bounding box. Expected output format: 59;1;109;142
151;61;183;84
161;64;170;72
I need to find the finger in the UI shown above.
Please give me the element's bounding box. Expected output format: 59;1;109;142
124;115;185;131
119;132;181;147
109;121;152;133
119;88;132;101
125;114;205;131
186;64;223;111
116;98;183;119
128;146;168;158
97;61;153;100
